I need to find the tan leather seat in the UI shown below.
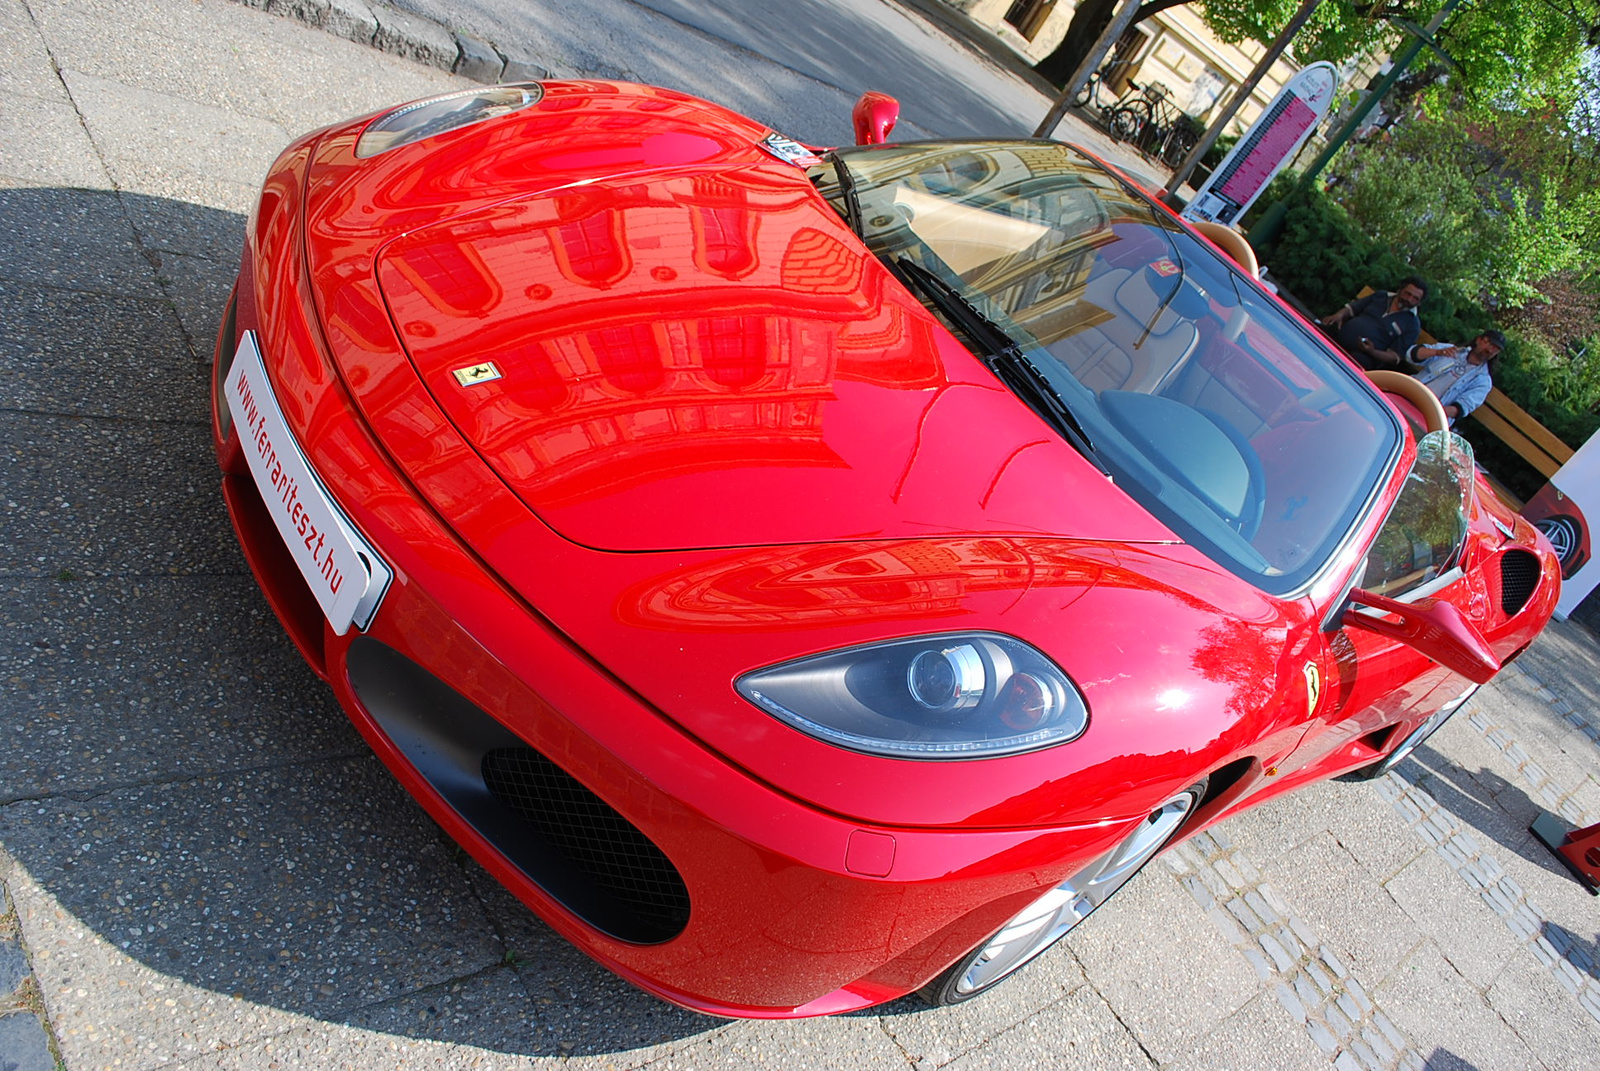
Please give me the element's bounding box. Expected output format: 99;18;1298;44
1047;265;1200;393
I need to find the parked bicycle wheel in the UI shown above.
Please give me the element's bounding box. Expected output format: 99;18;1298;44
1108;103;1148;145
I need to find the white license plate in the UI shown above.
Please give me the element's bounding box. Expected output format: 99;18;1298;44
224;332;391;634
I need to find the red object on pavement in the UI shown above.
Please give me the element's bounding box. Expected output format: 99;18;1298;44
1531;814;1600;894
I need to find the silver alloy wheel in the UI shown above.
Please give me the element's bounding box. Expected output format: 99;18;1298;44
928;784;1203;1003
1534;516;1579;567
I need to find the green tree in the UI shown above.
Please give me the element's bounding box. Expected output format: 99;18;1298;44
1035;1;1598;115
1327;96;1600;310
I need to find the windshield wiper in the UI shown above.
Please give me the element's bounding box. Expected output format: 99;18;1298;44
987;349;1110;477
893;257;1017;358
891;257;1109;475
824;151;863;235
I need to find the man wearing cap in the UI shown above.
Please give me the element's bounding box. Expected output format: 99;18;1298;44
1410;330;1507;424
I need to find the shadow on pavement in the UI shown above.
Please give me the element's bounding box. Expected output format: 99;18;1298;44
0;184;716;1057
1404;744;1573;881
1542;921;1600;981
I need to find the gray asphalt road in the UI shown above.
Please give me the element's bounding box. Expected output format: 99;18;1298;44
2;2;1600;1069
379;0;1049;139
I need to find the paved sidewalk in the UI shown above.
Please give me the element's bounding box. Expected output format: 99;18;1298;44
1;2;1598;1069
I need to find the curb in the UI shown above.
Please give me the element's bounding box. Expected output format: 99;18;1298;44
232;0;566;84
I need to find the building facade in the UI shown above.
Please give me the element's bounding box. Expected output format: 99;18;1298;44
947;0;1308;138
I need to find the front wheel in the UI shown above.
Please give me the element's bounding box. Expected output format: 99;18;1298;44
1162;127;1198;168
1107;105;1147;145
918;781;1206;1005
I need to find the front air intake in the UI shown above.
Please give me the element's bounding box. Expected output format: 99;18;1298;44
482;747;690;942
347;637;690;943
1499;548;1540;616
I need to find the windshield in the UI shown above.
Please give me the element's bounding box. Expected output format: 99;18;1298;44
1362;431;1475;597
815;142;1402;594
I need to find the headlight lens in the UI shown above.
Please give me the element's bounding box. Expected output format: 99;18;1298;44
735;632;1088;759
355;83;545;158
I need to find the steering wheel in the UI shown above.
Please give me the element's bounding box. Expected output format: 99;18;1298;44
1367;369;1449;435
1202;411;1265;541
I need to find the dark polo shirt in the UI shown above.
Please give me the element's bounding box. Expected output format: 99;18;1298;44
1336;290;1421;368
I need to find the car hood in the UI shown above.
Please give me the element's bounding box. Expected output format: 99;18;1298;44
374;162;1173;551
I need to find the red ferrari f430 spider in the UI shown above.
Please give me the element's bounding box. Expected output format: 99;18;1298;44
211;81;1560;1015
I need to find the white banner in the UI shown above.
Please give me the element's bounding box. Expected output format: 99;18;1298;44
1523;430;1600;618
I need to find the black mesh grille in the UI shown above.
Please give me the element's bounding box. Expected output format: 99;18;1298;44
482;748;690;941
1500;548;1540;616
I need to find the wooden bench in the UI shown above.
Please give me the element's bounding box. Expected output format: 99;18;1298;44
1468;388;1574;481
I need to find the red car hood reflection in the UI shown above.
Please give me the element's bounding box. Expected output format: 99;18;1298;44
376;164;1174;552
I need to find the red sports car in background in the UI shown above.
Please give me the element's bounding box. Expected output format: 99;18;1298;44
210;80;1560;1016
1522;481;1590;579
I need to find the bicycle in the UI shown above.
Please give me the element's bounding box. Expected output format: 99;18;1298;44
1104;81;1164;148
1106;83;1201;167
1071;69;1112;110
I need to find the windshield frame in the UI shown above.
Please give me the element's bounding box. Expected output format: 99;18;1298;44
1358;430;1476;600
815;139;1406;598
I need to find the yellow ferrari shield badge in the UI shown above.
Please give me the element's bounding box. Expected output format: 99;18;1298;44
1303;661;1322;712
452;361;503;387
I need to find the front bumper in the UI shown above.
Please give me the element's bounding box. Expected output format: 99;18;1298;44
209;287;1133;1018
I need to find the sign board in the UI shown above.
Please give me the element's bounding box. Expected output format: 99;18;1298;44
1183;62;1339;227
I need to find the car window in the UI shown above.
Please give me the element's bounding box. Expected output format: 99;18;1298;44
816;142;1402;594
1362;431;1475;597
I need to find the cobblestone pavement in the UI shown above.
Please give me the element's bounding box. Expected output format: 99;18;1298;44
2;1;1598;1068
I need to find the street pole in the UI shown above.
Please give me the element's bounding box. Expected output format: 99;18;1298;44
1247;0;1465;247
1161;0;1323;201
1033;0;1144;139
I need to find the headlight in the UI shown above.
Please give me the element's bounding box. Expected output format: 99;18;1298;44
355;84;545;158
735;632;1088;759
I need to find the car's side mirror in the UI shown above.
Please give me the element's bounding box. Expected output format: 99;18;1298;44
852;91;900;145
1342;588;1501;683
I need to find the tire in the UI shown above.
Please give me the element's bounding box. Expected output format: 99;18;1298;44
1343;685;1479;781
918;780;1207;1005
1534;515;1581;570
1072;79;1095;108
1108;105;1146;145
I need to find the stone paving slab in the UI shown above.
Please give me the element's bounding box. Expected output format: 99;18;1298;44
1168;990;1330;1071
0;185;165;299
1373;943;1542;1071
1066;867;1261;1064
0;574;361;798
0;282;198;419
938;983;1155;1069
1256;830;1425;989
0;413;232;577
0;0;68;105
1;1;1598;1068
0;94;114;189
